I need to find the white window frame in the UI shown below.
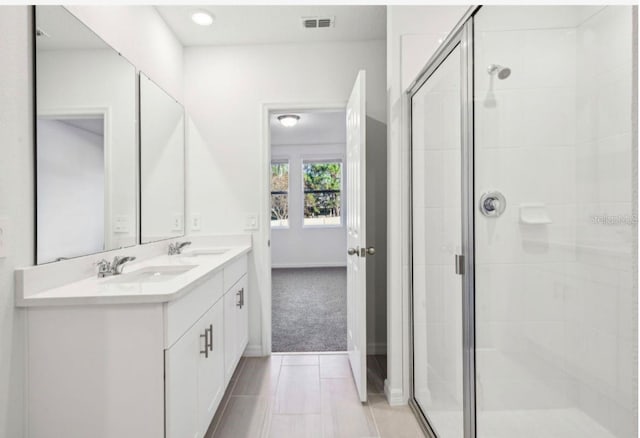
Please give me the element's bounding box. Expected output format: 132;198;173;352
270;158;290;229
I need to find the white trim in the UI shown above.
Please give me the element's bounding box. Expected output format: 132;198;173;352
384;379;407;406
272;262;346;269
242;344;264;357
260;101;347;357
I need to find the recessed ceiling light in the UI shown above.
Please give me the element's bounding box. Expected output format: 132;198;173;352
191;11;213;26
277;115;300;127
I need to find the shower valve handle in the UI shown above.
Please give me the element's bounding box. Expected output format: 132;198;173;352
479;191;507;217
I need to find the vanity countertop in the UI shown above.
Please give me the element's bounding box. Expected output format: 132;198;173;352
16;245;251;307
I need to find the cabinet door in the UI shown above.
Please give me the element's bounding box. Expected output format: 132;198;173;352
165;320;201;438
198;300;225;435
236;276;249;354
223;288;239;383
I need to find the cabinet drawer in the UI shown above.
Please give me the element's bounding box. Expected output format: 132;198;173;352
164;271;223;348
223;254;247;292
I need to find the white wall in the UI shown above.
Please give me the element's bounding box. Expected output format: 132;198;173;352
386;5;469;405
140;75;185;243
37;49;137;251
271;143;347;268
0;7;32;438
37;119;105;263
185;39;387;356
0;6;183;438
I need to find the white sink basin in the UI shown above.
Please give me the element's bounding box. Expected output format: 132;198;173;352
180;248;230;257
104;265;197;284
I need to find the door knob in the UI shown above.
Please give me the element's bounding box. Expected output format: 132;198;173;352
479;191;506;217
347;247;358;256
366;247;376;255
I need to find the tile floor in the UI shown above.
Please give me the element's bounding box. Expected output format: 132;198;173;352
205;353;425;438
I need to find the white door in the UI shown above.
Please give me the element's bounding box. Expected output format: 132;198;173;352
346;70;368;402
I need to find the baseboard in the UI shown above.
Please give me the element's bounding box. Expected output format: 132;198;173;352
367;342;387;355
242;344;264;357
384;379;406;406
272;262;346;269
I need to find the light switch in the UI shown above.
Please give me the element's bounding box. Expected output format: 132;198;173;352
0;217;7;258
245;214;258;231
191;214;201;231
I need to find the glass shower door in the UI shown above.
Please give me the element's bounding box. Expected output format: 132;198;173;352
474;6;636;438
411;44;464;438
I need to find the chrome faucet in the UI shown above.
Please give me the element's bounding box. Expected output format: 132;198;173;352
168;241;192;255
96;256;137;278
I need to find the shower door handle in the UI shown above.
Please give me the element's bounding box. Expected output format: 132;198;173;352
455;254;465;275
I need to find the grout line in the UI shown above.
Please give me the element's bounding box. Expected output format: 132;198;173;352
209;358;248;437
273;351;347;356
261;355;284;437
367;399;383;438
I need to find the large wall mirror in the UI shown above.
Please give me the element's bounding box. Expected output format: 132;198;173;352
139;73;185;244
35;6;137;264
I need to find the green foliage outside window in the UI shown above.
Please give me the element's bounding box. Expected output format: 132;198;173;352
303;162;342;221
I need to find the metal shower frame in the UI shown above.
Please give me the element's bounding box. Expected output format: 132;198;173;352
406;5;481;438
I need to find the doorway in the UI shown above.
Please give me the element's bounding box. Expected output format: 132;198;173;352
269;109;348;353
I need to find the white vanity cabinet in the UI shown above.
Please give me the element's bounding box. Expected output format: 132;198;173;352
222;254;249;383
223;274;248;383
24;253;249;438
165;297;224;438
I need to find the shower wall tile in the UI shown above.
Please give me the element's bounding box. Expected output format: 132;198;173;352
474;6;635;436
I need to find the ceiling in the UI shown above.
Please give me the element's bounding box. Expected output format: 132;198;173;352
270;110;345;146
61;118;105;137
156;6;386;47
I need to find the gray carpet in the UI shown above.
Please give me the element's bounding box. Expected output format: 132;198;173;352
272;267;347;352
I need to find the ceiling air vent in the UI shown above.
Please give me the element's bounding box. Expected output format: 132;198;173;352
301;16;334;29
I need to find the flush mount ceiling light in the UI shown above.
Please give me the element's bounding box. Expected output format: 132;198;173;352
191;11;214;26
277;114;300;127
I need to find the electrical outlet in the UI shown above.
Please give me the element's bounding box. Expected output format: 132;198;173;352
113;216;129;233
172;214;184;232
191;214;201;231
0;217;7;258
245;214;258;231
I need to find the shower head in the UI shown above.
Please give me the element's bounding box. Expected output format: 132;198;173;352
487;64;511;80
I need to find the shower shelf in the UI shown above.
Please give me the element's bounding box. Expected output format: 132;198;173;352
519;203;552;225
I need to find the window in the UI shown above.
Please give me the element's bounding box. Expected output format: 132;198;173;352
270;160;289;227
302;161;342;226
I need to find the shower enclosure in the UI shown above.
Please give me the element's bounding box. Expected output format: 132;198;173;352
410;6;637;438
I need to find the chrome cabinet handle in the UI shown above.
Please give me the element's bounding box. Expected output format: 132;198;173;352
200;331;209;358
207;324;213;352
240;288;245;308
236;290;242;308
347;247;358;256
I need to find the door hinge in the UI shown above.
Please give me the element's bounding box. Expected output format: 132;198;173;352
455;254;465;275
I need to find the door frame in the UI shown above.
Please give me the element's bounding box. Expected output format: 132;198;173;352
405;6;480;438
36;106;112;261
259;101;347;356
